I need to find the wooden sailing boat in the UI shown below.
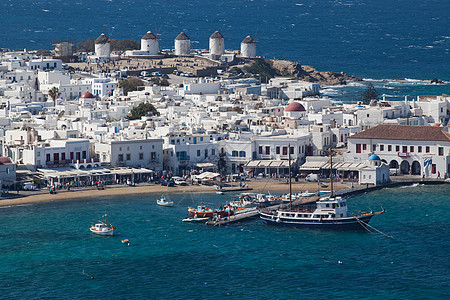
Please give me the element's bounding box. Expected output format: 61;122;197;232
259;150;385;230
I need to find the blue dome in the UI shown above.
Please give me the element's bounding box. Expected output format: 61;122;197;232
368;154;381;161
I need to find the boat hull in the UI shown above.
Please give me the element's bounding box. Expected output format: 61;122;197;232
157;201;174;207
188;210;234;218
90;228;115;236
259;212;374;231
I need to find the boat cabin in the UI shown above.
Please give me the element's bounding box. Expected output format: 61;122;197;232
314;196;348;218
93;223;109;231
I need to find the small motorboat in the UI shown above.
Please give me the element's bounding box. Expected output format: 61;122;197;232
182;216;210;223
90;214;115;236
157;196;174;207
216;191;224;195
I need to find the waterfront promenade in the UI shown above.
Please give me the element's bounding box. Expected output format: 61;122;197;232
1;176;447;207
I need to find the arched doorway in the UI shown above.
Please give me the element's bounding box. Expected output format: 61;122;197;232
400;160;410;174
411;161;421;175
389;160;399;169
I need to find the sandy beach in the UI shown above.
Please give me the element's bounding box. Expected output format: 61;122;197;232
0;179;352;207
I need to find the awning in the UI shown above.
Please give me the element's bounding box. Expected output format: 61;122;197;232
244;160;293;168
195;172;221;180
196;162;216;168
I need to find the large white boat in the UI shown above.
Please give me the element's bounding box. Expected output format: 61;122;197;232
259;150;385;230
90;214;115;236
260;195;384;230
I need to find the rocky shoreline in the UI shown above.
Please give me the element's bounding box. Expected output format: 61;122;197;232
244;58;362;85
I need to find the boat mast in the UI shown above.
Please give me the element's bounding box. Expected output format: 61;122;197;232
288;144;292;210
330;150;333;198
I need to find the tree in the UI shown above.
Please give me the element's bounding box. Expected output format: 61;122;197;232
110;39;140;51
127;102;159;120
119;77;145;95
76;39;95;52
48;87;61;106
361;82;379;105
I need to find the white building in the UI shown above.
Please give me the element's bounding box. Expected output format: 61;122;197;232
95;138;163;170
346;124;450;178
358;154;390;185
27;59;63;71
0;157;16;187
84;77;117;98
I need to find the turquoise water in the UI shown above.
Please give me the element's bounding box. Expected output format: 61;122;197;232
1;184;449;299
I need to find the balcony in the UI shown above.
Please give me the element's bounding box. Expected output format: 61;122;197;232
398;152;410;158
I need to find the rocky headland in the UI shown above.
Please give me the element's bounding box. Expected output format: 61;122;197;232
242;58;362;85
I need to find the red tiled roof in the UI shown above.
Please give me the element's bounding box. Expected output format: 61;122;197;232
80;91;95;99
348;124;450;142
285;102;306;112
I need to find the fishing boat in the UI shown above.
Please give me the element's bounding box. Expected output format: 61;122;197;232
187;203;234;218
90;214;115;236
259;150;385;230
157;196;174;207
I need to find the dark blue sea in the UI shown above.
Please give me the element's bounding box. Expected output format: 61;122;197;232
0;184;449;299
1;0;449;101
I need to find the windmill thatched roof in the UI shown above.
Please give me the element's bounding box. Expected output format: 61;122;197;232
142;31;157;40
95;34;109;44
210;31;224;39
175;32;190;41
241;35;255;44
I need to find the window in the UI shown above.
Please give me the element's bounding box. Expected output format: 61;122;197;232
258;146;263;154
402;146;407;153
151;152;156;160
276;146;280;154
380;145;384;151
282;147;288;155
438;147;444;156
126;154;131;160
363;144;367;151
82;151;87;159
418;146;422;153
232;151;238;157
431;164;436;174
395;145;399;152
290;147;294;154
119;147;122;151
46;153;50;162
61;153;66;160
372;144;376;152
426;146;430;153
140;146;142;150
239;151;246;157
212;149;215;155
265;146;270;155
118;154;123;161
356;144;361;154
197;150;200;156
139;153;144;160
